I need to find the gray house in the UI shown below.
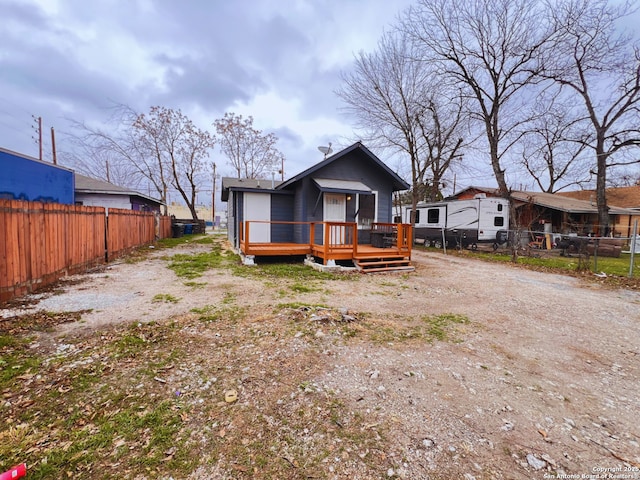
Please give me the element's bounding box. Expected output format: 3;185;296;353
221;142;412;270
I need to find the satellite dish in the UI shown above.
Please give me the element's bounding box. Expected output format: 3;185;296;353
317;142;333;158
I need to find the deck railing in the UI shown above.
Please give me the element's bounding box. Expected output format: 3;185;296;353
312;222;359;260
239;220;411;261
371;222;412;254
239;220;312;256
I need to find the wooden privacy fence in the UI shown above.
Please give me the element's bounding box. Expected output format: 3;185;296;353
106;209;157;259
0;199;172;302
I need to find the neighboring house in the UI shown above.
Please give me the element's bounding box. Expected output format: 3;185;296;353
0;147;74;204
557;186;640;235
221;142;412;271
451;186;638;237
75;174;164;213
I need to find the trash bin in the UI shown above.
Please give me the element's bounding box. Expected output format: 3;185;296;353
183;223;193;235
172;223;184;238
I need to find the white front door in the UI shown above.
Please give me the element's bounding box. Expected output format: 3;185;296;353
323;193;346;222
244;192;271;242
323;193;346;245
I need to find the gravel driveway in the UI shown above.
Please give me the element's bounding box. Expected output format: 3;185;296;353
2;242;639;479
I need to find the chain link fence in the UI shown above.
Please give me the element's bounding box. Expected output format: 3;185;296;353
433;221;639;278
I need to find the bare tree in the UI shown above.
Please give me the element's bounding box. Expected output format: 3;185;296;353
543;0;640;233
402;0;554;198
517;91;592;192
337;31;465;224
64;105;214;219
61;135;142;188
415;97;465;201
63;105;172;213
608;169;640;187
134;107;215;220
214;113;285;179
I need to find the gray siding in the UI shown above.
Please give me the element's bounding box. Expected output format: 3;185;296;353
284;149;398;244
227;191;236;246
310;149;395;222
270;194;295;242
235;192;244;248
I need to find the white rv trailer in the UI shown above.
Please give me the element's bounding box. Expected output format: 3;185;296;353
402;196;509;249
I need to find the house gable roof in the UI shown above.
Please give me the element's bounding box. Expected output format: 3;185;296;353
276;142;410;192
75;173;164;206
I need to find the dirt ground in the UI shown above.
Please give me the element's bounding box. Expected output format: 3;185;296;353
2;237;640;479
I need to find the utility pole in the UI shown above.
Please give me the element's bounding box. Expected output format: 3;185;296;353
50;127;57;165
32;115;42;161
212;162;217;230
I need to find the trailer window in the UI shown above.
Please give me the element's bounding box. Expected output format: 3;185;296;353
497;204;503;212
427;209;440;224
494;217;504;227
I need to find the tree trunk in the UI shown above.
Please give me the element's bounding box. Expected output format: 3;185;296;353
189;204;199;220
595;150;609;236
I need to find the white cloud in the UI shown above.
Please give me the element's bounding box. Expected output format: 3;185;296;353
0;0;414;183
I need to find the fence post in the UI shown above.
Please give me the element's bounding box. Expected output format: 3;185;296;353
441;228;447;255
629;220;638;278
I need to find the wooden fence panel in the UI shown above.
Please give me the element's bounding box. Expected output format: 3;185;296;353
0;200;107;302
1;202;173;302
106;208;156;260
159;215;172;239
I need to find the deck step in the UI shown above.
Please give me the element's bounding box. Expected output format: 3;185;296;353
358;265;415;274
355;259;411;267
354;255;414;273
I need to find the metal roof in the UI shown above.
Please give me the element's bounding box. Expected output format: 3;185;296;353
312;178;372;194
220;177;285;201
75;173;164;205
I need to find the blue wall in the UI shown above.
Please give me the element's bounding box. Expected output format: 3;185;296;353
0;149;74;204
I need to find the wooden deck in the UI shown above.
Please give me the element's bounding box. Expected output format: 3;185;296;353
239;221;412;265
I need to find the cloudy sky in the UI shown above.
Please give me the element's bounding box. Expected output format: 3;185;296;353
0;0;430;202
